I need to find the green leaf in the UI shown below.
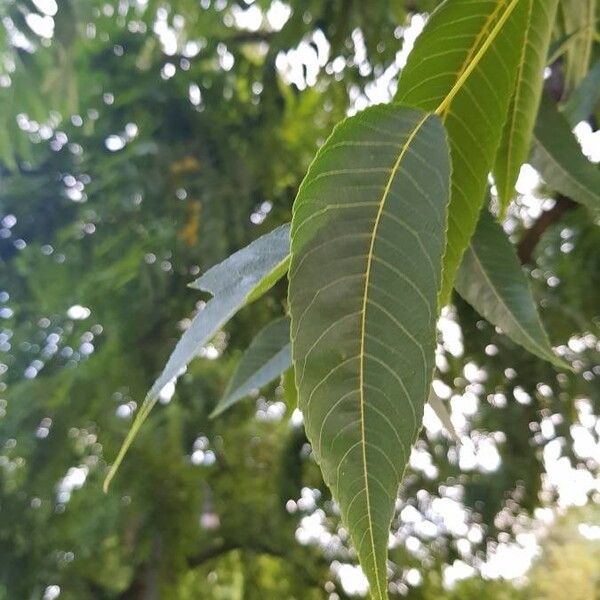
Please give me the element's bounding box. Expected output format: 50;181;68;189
493;0;560;216
531;95;600;213
455;209;568;369
104;224;290;492
557;0;596;92
288;104;450;599
211;316;291;418
395;0;529;306
562;58;600;127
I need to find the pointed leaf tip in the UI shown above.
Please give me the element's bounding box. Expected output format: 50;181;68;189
289;104;451;597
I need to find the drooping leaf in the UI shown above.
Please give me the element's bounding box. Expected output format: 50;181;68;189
531;95;600;213
395;0;529;306
289;104;450;599
104;224;290;491
211;316;291;418
562;58;600;127
428;388;459;443
493;0;559;216
455;209;568;369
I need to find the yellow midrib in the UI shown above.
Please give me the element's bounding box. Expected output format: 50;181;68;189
357;112;429;599
357;1;524;594
436;0;521;118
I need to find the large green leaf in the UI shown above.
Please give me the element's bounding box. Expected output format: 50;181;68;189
104;224;290;491
211;316;291;418
493;0;559;216
455;209;568;369
531;95;600;213
395;0;528;306
288;105;450;599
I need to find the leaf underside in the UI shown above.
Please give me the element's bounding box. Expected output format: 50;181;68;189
395;0;529;306
455;208;568;369
104;224;290;491
289;104;450;599
493;0;560;216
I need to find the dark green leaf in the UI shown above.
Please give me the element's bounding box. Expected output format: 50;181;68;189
562;58;600;127
211;316;291;418
531;95;600;213
455;209;568;369
289;104;450;599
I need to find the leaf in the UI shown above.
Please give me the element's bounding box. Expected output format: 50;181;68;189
428;389;459;444
557;0;596;93
104;224;290;492
289;104;450;599
493;0;560;216
562;58;600;127
395;0;529;306
455;209;568;369
211;316;291;418
531;95;600;213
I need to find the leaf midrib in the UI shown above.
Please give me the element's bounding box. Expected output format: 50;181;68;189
435;0;521;118
532;133;599;204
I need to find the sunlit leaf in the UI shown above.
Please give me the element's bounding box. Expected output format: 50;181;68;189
289;104;450;599
395;0;528;305
531;95;600;213
493;0;559;216
455;209;568;369
211;316;291;418
104;224;290;491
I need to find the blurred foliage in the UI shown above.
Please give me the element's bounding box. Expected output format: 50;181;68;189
0;0;599;598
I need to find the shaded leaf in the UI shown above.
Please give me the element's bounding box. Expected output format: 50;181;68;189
104;224;290;491
289;104;450;599
531;95;600;213
455;209;568;369
211;316;291;418
562;58;600;127
493;0;559;216
557;0;596;93
395;0;529;305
